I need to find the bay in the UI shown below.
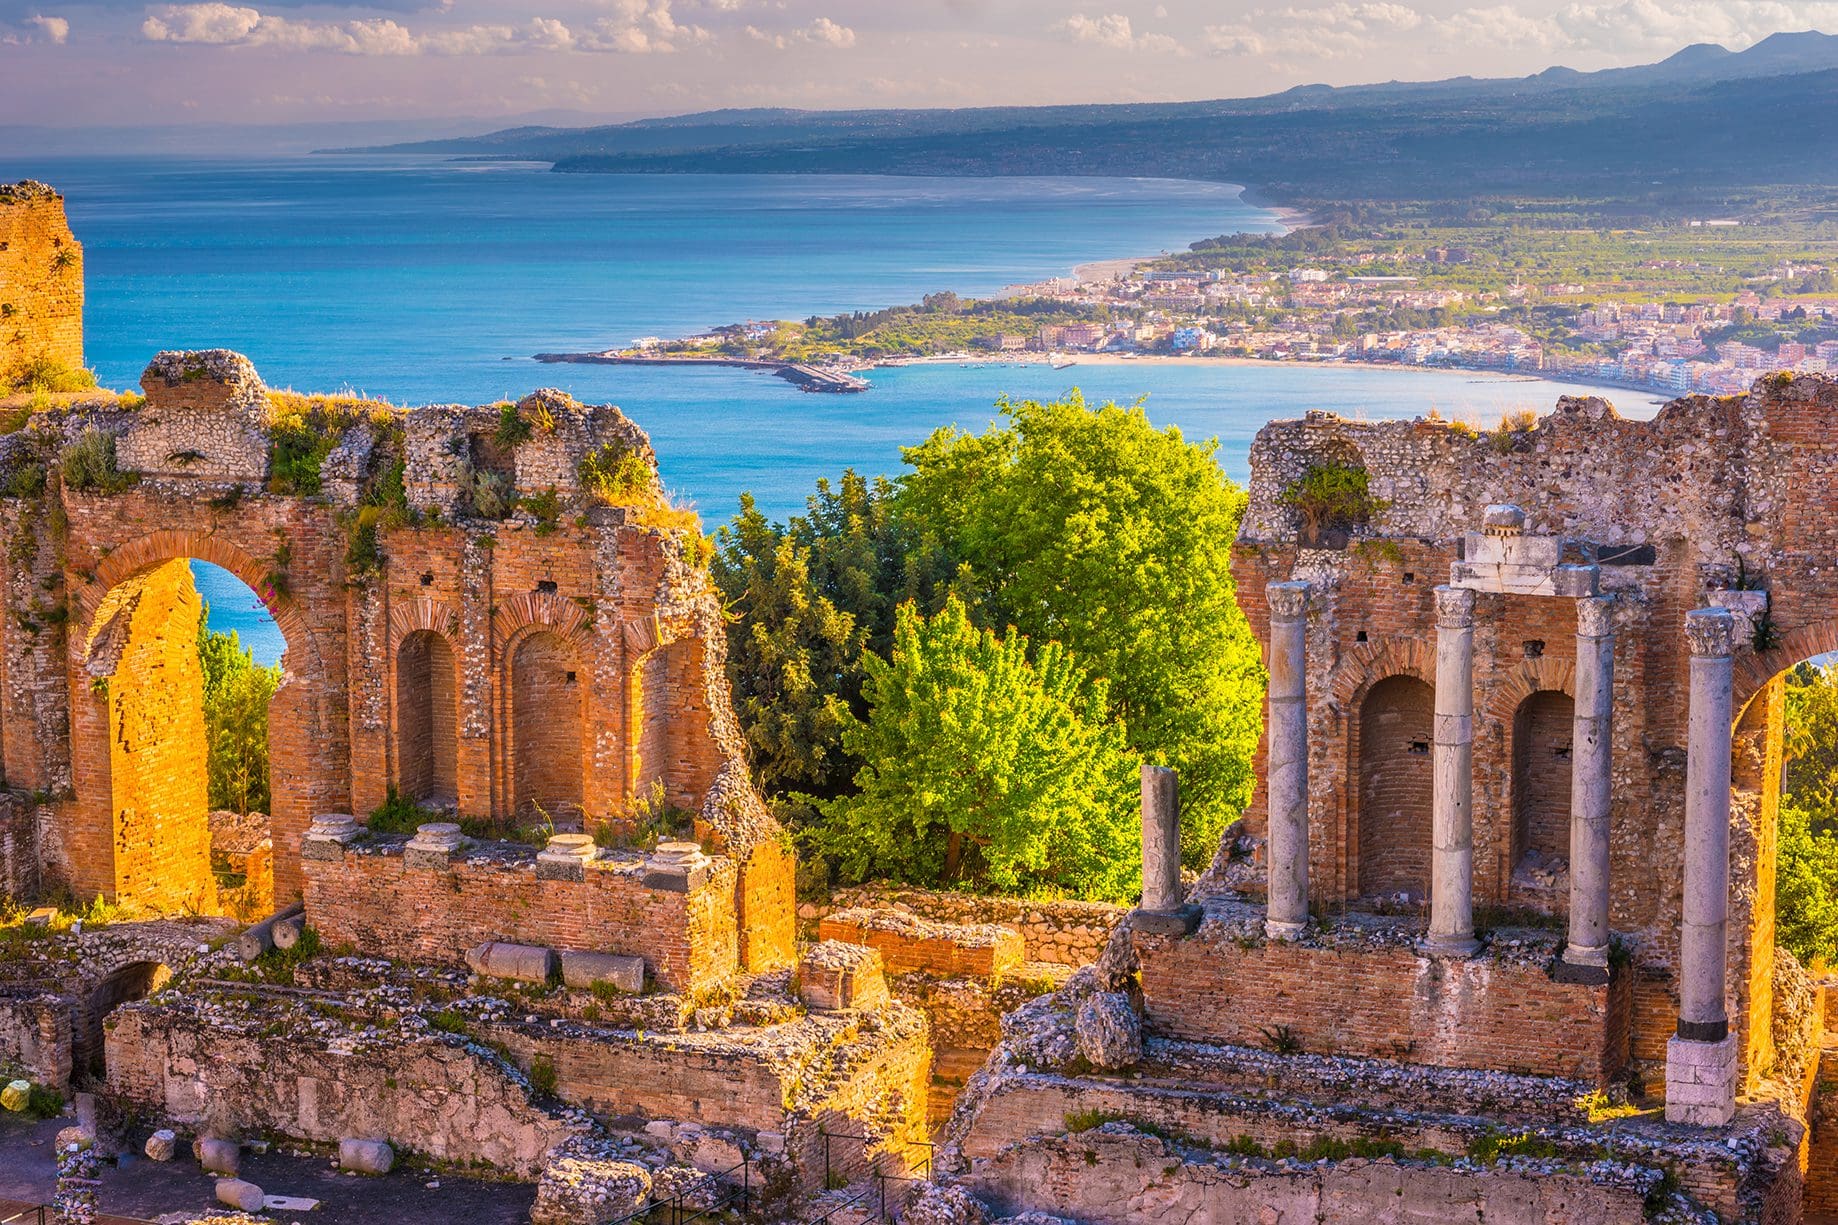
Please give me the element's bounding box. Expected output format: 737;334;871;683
2;154;1656;664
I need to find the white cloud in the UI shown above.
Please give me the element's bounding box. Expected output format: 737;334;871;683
137;1;712;56
1055;12;1181;52
27;14;68;44
745;17;858;49
1550;0;1838;54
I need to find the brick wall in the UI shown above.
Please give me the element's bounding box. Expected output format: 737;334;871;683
0;185;83;380
302;838;739;995
1136;926;1628;1083
0;990;72;1088
1807;1045;1838;1215
95;558;216;912
1511;689;1574;867
396;629;458;805
510;630;584;823
818;908;1025;979
1355;674;1434;899
807;885;1127;968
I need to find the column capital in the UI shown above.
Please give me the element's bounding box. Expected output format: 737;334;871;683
1577;594;1616;639
1685;607;1735;658
1266;579;1311;620
1434;584;1476;629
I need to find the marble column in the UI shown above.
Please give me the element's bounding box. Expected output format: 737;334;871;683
1265;580;1311;939
1134;765;1200;935
1427;585;1481;956
1666;607;1738;1126
1561;595;1615;979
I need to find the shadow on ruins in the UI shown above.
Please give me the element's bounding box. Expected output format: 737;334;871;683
5;180;1838;1224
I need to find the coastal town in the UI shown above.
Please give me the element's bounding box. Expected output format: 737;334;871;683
587;211;1838;398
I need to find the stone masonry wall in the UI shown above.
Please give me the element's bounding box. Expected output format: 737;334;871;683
818;908;1024;979
0;989;72;1088
302;836;739;995
105;1001;579;1176
1134;919;1630;1083
960;1126;1656;1225
0;183;83;382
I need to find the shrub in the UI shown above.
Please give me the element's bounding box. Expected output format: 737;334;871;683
467;467;512;520
4;355;95;395
528;1054;558;1097
578;441;653;505
493;402;533;448
59;428;136;493
1279;461;1384;545
520;486;562;536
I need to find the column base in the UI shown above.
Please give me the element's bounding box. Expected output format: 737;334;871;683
1419;933;1483;958
1552;944;1611;985
1664;1033;1738;1127
1131;904;1201;937
1264;917;1308;941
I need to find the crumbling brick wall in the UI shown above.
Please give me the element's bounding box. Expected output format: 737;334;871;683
302;838;739;995
1233;376;1838;1085
0;182;82;382
0;347;789;979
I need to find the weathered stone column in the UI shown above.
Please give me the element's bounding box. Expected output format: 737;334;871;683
1427;585;1481;957
1265;580;1311;940
1561;595;1615;980
1135;764;1200;934
1666;607;1739;1126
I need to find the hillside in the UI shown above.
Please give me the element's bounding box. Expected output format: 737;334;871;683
334;32;1838;208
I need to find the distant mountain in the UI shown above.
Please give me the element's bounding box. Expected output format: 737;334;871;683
329;33;1838;205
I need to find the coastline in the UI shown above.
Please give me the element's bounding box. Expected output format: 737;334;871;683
864;351;1671;407
1070;185;1310;284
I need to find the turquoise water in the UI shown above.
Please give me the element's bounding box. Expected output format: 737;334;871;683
5;154;1654;665
193;560;286;667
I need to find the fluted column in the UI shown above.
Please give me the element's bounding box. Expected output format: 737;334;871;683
1561;595;1615;978
1427;585;1481;956
1665;607;1738;1126
1265;580;1311;939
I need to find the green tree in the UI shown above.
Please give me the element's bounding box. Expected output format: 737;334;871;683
197;608;282;814
1778;802;1838;966
815;597;1140;902
712;471;960;799
898;393;1265;863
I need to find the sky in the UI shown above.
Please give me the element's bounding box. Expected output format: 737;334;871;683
1;0;1837;128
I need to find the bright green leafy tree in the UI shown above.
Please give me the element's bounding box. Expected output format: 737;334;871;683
196;607;282;814
713;471;961;799
897;393;1265;863
814;597;1140;902
1777;662;1838;965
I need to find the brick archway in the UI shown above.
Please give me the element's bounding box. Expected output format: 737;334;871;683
69;530;326;911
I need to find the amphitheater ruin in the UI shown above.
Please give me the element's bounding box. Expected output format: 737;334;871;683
4;180;1838;1223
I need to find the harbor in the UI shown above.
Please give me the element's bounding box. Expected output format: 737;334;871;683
532;351;870;392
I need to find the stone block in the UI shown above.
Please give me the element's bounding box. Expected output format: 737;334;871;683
559;950;646;993
466;940;557;985
643;841;712;893
1665;1034;1738;1126
0;1079;28;1111
195;1136;240;1175
216;1178;266;1212
404;822;466;871
339;1137;396;1175
538;834;598;883
798;940;890;1013
145;1129;177;1161
304;814;361;861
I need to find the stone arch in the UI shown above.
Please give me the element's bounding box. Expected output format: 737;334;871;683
507;628;586;827
1354;673;1436;901
73;531;323;911
1736;613;1838;722
396;628;459;808
75;959;169;1082
81;529;312;669
1510;689;1575;875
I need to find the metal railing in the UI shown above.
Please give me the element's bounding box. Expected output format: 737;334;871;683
806;1129;936;1224
0;1207;48;1225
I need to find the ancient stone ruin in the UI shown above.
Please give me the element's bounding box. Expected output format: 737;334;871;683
5;181;1838;1223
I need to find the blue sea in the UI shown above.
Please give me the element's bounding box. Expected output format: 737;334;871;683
5;154;1655;664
